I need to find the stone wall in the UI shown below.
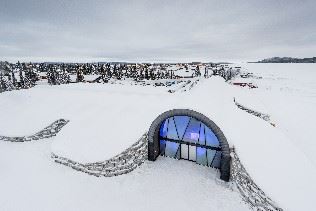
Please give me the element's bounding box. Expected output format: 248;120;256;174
0;119;69;142
52;133;148;177
234;98;270;122
231;149;283;211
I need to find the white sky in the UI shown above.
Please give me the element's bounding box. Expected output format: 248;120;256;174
0;0;315;62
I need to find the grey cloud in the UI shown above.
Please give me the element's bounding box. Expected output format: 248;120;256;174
0;0;315;62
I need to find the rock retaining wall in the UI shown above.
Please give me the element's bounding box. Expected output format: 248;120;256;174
0;119;69;142
234;98;270;122
231;149;283;211
52;133;148;177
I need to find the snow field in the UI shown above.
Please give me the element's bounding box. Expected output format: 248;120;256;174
1;64;316;210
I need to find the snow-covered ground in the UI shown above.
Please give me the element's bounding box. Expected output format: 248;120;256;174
233;63;316;166
1;64;316;211
228;63;316;211
0;139;248;211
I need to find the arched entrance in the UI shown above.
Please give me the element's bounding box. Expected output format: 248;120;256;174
148;109;231;181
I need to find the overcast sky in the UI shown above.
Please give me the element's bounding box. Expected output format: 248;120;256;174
0;0;315;62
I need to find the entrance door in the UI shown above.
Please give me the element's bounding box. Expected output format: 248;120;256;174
180;144;188;159
180;144;196;161
189;145;196;161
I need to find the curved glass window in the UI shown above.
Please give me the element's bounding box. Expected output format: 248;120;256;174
159;116;221;168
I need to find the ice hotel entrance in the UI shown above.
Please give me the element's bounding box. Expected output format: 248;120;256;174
148;109;231;181
159;116;222;168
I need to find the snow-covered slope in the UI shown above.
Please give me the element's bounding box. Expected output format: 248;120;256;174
0;139;248;211
1;64;316;210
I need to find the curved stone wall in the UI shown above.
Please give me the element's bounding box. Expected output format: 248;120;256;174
52;133;148;177
0;119;69;142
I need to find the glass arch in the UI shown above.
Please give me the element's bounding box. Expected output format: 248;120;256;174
159;115;222;168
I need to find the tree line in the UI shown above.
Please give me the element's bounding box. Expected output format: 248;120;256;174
0;61;239;93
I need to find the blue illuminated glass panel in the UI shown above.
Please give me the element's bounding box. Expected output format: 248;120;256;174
183;118;201;143
211;151;222;168
205;124;219;147
174;116;190;140
166;117;179;140
159;119;168;138
207;149;216;167
196;147;207;166
176;147;180;159
198;124;206;145
160;139;166;155
165;141;180;158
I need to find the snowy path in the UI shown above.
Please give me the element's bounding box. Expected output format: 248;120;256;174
0;139;248;211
